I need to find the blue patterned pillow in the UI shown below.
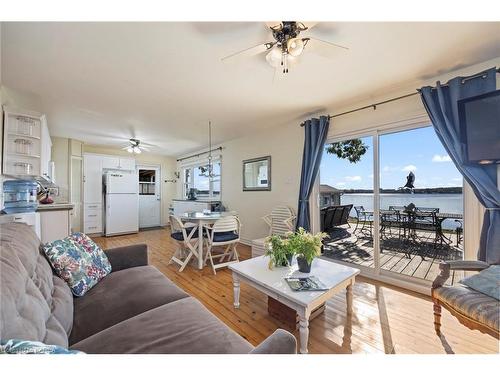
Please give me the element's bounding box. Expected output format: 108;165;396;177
0;339;83;354
460;265;500;301
42;233;112;297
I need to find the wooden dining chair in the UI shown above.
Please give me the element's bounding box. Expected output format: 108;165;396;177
203;215;241;275
169;215;201;272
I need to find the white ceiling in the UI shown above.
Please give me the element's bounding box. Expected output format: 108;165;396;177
2;22;500;156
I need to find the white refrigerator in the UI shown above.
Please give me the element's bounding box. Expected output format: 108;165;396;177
104;171;139;236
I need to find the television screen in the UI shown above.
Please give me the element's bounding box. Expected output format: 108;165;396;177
458;90;500;164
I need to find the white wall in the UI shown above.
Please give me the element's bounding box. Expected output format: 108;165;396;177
219;122;303;243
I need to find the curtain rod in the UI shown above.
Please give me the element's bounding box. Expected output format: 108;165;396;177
176;146;223;162
301;67;500;126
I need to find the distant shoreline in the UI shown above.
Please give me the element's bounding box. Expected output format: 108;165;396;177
340;187;462;194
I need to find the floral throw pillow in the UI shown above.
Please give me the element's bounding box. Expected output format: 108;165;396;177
0;339;83;354
42;233;112;297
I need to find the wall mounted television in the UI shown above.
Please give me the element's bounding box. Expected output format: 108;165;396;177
458;89;500;165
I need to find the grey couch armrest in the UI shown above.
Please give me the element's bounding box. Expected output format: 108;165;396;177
432;260;490;289
249;329;297;354
104;244;148;272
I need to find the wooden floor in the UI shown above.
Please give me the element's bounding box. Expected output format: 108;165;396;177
93;228;499;354
323;227;464;284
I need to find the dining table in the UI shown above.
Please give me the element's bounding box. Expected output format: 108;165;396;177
179;211;234;270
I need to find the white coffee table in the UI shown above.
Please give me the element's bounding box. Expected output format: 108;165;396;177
229;256;360;354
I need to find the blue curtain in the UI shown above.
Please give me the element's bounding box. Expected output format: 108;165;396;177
296;116;330;231
420;67;500;264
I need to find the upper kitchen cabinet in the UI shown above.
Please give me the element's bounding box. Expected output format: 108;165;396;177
83;153;103;204
2;107;52;180
101;155;136;171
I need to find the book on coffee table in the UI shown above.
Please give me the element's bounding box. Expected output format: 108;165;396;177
285;276;329;291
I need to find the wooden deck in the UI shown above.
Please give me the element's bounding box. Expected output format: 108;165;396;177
93;228;499;354
322;226;464;284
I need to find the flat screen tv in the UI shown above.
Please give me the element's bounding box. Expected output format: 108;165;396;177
458;89;500;164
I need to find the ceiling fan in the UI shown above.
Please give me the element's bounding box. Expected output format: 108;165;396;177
221;21;349;74
122;138;147;154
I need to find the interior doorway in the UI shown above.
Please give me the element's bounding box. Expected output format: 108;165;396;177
138;165;161;229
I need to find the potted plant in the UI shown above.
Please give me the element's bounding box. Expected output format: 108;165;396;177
265;234;294;269
288;227;328;273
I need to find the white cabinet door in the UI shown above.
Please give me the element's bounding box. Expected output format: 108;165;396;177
40;210;71;243
101;156;120;170
40;117;52;181
83;154;103;203
119;158;136;171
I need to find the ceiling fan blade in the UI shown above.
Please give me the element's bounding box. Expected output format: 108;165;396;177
221;42;276;62
301;22;318;30
305;37;349;51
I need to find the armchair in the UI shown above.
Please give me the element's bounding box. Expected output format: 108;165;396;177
432;260;499;339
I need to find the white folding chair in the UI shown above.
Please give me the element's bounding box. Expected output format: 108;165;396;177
203;215;241;275
169;215;201;272
262;206;296;236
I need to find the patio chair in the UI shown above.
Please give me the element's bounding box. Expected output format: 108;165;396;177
432;260;499;339
262;205;296;236
353;206;373;237
204;215;241;275
169;215;201;272
252;206;296;257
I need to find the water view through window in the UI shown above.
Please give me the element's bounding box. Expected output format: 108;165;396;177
320;126;464;284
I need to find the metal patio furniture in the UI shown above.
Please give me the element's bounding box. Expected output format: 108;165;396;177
353;206;373;237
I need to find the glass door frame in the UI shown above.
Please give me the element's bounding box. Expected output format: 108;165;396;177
317;117;447;293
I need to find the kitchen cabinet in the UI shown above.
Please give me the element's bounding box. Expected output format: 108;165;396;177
173;200;217;216
83;154;103;204
39;209;71;243
0;212;41;239
2;107;51;180
40;118;53;181
83;154;103;234
101;156;135;171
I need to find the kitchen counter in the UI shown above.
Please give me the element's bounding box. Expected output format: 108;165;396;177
36;203;74;211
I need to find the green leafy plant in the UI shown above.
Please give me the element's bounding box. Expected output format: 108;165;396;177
265;234;294;269
326;139;368;163
288;227;328;265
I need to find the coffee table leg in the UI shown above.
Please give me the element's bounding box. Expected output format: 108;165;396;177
346;280;353;313
233;274;240;309
297;308;311;354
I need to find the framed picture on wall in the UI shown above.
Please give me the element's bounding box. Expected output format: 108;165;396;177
242;156;271;191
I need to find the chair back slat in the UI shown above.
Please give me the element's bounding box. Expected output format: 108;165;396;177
169;215;185;233
212;215;240;233
270;206;295;235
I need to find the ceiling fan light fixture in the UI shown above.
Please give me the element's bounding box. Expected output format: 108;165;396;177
287;38;305;57
133;147;142;154
265;47;282;68
127;147;134;153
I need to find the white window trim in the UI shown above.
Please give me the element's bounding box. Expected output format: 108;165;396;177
181;156;222;200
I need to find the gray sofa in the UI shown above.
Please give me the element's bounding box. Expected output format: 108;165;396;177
0;222;296;354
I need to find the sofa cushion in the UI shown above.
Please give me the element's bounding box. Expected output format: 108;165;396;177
70;297;254;354
69;265;189;345
460;265;500;301
0;339;83;354
212;231;239;243
434;285;500;332
0;223;73;347
42;233;112;297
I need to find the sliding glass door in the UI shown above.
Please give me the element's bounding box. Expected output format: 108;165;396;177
378;126;464;283
319;124;464;285
320;135;375;271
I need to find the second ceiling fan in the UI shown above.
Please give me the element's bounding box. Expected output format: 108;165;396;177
222;21;349;74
